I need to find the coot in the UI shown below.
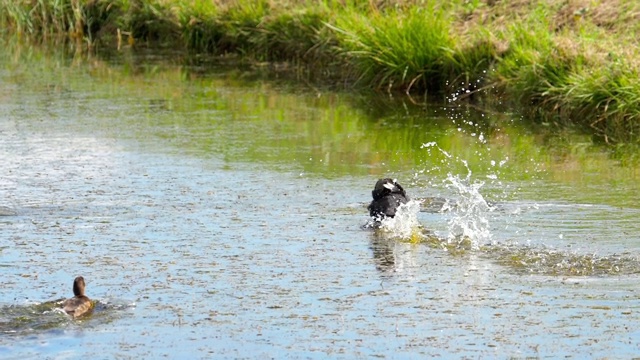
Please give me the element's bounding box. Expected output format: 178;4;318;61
368;178;408;220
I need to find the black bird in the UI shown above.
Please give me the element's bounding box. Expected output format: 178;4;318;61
368;178;409;220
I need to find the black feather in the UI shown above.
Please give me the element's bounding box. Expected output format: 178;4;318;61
368;178;408;219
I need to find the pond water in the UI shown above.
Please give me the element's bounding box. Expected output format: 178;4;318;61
1;41;640;358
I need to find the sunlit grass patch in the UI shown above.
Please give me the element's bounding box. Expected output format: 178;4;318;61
256;10;331;62
331;6;455;92
0;0;83;39
172;0;221;52
492;14;640;143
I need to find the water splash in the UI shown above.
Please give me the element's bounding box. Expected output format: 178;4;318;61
443;173;493;249
377;200;423;240
420;142;496;249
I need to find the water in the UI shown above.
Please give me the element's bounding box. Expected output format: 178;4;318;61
1;42;640;358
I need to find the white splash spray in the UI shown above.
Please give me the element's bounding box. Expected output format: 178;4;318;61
442;173;493;249
421;142;497;249
378;200;422;239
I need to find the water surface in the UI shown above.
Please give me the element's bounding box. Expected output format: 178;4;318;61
1;42;640;358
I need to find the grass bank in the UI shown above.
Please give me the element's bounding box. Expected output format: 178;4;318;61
2;0;639;143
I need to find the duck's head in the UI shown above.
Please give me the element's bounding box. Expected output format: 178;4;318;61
72;276;86;297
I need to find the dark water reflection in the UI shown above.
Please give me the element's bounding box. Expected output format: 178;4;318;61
1;41;640;358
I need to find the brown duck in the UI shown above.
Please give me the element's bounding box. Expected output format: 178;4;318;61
62;276;93;318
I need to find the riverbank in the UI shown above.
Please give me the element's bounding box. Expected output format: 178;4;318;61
2;0;639;143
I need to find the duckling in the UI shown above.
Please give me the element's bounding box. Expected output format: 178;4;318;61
368;178;409;220
62;276;93;318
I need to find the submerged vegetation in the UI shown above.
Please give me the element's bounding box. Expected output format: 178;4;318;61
1;0;640;143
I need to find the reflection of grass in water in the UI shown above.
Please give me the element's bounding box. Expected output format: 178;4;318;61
406;230;640;277
2;38;640;193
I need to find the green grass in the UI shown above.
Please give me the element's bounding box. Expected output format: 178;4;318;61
2;0;640;143
330;6;455;91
